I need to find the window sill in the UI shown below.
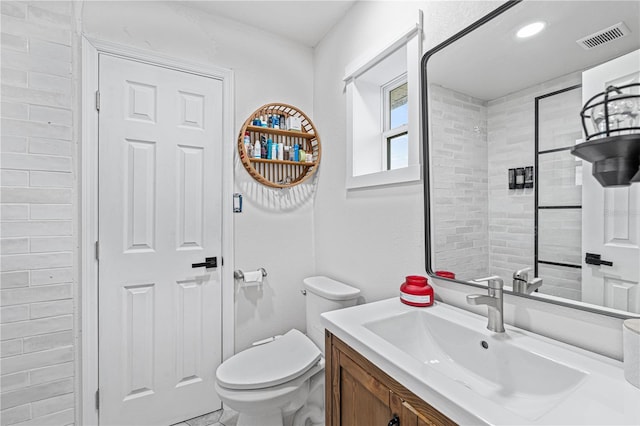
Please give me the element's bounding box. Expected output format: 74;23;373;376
346;164;421;189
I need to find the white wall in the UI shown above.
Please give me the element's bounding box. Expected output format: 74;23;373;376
312;0;500;303
313;0;629;361
80;1;316;353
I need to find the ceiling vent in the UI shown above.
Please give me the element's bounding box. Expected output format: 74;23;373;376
576;22;630;50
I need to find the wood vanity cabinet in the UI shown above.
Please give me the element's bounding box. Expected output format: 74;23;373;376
325;331;456;426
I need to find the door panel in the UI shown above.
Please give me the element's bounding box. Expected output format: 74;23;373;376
581;49;640;314
98;54;223;425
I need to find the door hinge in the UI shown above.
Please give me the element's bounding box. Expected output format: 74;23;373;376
95;241;99;261
95;90;100;112
95;389;100;411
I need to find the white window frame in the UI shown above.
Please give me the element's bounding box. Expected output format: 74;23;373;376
381;75;408;170
344;11;423;189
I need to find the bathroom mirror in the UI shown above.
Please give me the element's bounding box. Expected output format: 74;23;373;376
422;0;640;318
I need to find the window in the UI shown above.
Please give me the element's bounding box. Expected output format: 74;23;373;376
383;78;408;171
344;16;422;189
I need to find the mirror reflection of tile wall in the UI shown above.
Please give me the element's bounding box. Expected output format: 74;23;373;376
431;72;583;293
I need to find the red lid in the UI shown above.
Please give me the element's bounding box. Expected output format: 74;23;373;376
435;270;456;279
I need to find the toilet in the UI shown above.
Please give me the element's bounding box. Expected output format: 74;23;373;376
215;276;360;426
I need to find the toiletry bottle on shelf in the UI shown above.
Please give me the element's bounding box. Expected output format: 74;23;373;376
272;115;280;130
284;146;290;161
260;136;267;158
306;151;313;162
243;132;251;155
253;138;261;159
278;141;284;160
270;139;277;160
267;138;273;159
293;143;299;162
299;149;306;163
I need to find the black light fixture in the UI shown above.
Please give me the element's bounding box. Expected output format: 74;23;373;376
571;83;640;187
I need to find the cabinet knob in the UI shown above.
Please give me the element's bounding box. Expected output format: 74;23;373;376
388;414;400;426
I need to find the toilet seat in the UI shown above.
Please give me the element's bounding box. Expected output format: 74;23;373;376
216;329;321;390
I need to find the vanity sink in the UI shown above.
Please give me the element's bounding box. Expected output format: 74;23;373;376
322;298;640;425
364;309;587;420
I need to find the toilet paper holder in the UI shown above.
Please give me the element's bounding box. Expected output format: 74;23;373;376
234;268;267;280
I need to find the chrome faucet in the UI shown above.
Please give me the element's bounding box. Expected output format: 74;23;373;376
467;276;505;333
512;267;543;295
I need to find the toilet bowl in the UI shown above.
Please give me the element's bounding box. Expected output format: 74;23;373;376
215;276;360;426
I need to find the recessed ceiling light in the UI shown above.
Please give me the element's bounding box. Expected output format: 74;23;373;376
517;22;546;38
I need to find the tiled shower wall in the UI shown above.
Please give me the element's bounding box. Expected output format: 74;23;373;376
1;2;77;425
429;84;489;280
486;72;582;298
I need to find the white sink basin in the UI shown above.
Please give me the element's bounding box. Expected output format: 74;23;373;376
364;309;587;420
321;298;640;425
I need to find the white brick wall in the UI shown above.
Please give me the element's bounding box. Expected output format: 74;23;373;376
1;2;76;425
429;84;490;280
430;74;583;296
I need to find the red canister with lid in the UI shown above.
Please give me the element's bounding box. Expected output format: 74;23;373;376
400;275;434;307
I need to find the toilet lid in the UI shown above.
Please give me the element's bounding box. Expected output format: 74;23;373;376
216;329;321;390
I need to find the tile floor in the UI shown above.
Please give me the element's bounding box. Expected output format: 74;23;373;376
171;408;238;426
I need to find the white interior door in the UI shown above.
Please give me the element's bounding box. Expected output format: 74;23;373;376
98;54;223;425
581;49;640;314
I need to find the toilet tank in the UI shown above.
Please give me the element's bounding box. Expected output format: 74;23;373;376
303;276;360;353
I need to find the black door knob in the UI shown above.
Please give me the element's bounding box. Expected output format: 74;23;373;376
191;257;217;268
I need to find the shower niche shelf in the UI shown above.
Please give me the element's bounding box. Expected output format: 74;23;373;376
238;103;321;188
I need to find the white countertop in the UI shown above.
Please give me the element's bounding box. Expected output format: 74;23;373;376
321;298;640;425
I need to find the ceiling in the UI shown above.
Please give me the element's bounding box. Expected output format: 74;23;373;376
427;1;640;101
185;0;357;47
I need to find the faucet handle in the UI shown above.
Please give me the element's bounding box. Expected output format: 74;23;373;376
472;275;503;289
513;267;532;280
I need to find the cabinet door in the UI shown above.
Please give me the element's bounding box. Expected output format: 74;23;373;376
390;392;453;426
335;347;394;426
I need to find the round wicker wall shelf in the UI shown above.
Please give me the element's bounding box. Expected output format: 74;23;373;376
238;103;321;188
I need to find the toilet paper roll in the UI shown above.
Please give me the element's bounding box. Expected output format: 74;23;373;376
242;270;263;286
623;318;640;389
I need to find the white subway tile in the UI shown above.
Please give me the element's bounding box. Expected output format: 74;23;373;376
29;39;72;63
23;330;72;353
27;4;71;27
1;2;26;19
1;135;28;153
0;271;29;289
1;85;70;109
2;101;28;119
1;378;74;410
29;171;73;188
13;408;74;426
29;237;72;253
0;404;31;425
1;170;29;186
1;338;23;358
28;105;72;127
29;2;71;16
0;371;28;393
1;252;72;273
1;153;71;172
0;284;72;307
30;299;72;319
2;118;72;140
0;205;29;221
29;361;73;385
0;188;72;204
2;50;70;78
0;304;29;323
0;221;72;238
0;346;73;375
1;67;28;87
27;73;70;94
29;205;72;220
1;32;28;52
0;315;72;341
28;138;73;157
0;238;29;254
31;392;74;418
29;268;71;286
1;15;70;46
